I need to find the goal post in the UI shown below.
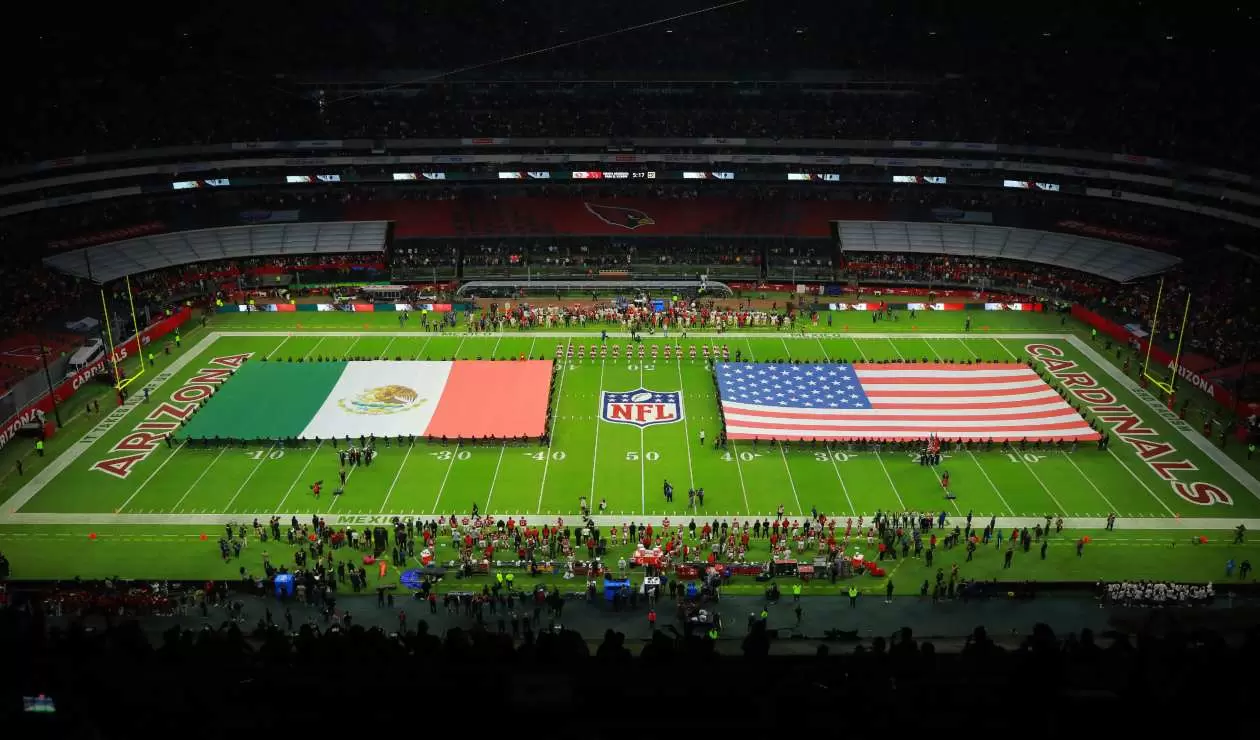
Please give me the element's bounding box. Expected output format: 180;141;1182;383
1140;276;1191;400
100;275;146;391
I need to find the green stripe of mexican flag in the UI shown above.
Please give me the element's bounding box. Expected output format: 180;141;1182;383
178;359;552;441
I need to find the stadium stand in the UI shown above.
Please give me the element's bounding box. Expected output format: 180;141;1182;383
3;3;1260;725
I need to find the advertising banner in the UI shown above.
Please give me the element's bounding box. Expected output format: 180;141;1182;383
0;308;190;451
1070;305;1248;414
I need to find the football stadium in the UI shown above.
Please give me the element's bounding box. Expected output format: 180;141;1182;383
3;2;1260;723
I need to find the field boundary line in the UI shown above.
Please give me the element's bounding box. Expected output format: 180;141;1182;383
1066;335;1260;502
5;510;1260;531
211;330;1075;340
0;330;222;522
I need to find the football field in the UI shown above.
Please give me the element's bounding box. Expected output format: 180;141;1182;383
5;315;1258;534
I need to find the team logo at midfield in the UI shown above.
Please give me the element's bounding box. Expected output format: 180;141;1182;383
584;202;656;230
601;389;683;428
338;385;425;415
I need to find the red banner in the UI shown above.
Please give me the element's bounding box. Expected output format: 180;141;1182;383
1070;305;1253;414
345;198;889;239
0;308;191;452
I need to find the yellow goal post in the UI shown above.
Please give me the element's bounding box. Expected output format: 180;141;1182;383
1140;276;1191;400
99;276;146;391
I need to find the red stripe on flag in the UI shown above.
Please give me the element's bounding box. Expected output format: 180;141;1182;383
424;360;552;438
720;362;1099;442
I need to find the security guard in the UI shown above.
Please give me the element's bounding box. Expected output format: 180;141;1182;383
792;583;802;602
35;439;45;457
848;585;858;607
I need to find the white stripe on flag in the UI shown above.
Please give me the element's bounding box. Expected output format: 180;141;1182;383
299;361;453;440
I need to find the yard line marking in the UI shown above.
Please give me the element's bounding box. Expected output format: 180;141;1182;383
171;447;228;511
780;337;792;359
223;443;277;512
964;448;1015;516
537;356;567;510
265;336;291;359
116;441;187;513
639;361;647;515
1106;448;1177;515
825;449;858;516
674;353;695;488
412;336;433;359
490;335;503;359
578;349;605;513
379;443;414;513
1014;452;1069;514
873;450;907;510
526;336;537;360
450;336;467;359
849;336;868;361
341;336;361;357
813;339;858;515
431;442;461;513
993;338;1019;359
302;337;325;360
379;336;397;358
956;337;980;359
777;442;804;516
743;339;757;361
275;441;323;513
885;337;906;360
484;443;507;513
326;459;358;512
730;442;752;515
1060;450;1122;514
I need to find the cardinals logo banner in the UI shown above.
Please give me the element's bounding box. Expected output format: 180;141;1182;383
584;202;656;230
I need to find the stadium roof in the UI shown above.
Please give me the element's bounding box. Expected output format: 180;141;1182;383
834;221;1180;282
43;221;390;284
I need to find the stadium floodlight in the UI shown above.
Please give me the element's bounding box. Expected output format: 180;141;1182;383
1140;276;1191;401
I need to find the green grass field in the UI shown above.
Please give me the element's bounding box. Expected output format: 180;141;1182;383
1;307;1258;585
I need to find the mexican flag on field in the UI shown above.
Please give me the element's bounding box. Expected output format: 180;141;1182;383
182;360;551;440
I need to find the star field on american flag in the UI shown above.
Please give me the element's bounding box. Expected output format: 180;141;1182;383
716;363;872;409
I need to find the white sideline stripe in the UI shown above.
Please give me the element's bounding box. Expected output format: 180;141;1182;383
0;331;221;522
1067;335;1260;502
3;511;1254;531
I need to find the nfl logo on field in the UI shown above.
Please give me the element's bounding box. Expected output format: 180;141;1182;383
601;389;683;428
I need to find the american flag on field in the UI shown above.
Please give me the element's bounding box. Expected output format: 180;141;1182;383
716;362;1100;442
